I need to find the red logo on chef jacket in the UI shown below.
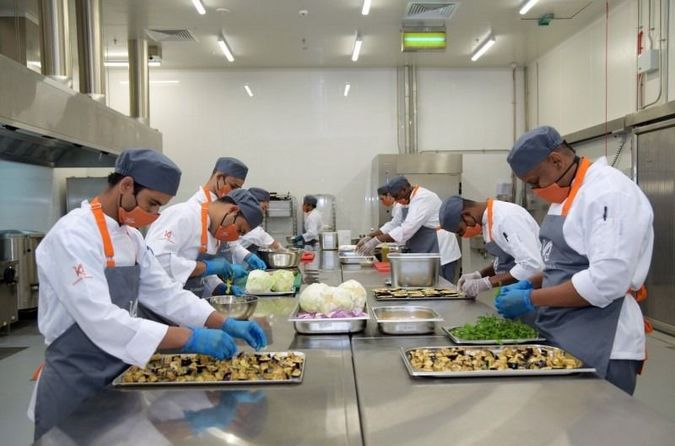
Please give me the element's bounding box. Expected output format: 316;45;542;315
72;264;92;285
163;230;175;243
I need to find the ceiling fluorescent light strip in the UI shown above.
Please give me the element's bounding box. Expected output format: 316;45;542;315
192;0;206;15
352;33;362;62
362;0;371;15
344;82;351;96
471;35;495;62
244;85;253;97
519;0;539;15
218;35;235;62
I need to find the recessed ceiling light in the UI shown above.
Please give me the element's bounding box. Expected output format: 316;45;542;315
344;82;351;97
216;8;231;13
218;34;235;62
191;0;206;15
519;0;539;15
471;35;495;62
352;33;362;62
362;0;371;16
244;85;253;97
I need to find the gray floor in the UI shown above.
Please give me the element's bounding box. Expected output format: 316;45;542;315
1;318;674;446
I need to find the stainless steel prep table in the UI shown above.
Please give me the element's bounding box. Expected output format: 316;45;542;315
36;254;675;444
352;335;675;446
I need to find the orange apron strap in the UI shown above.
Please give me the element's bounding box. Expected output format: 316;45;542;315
200;201;209;254
202;185;213;203
630;285;648;302
486;197;495;242
561;157;592;216
90;198;115;268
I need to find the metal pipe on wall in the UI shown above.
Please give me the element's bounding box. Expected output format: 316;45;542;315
75;0;105;102
38;0;71;84
397;65;418;154
128;38;149;125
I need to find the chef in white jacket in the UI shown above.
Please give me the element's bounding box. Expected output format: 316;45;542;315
439;195;544;297
183;157;267;271
145;188;264;297
30;149;266;440
496;126;652;394
359;176;461;282
238;187;281;252
291;195;322;248
357;185;407;249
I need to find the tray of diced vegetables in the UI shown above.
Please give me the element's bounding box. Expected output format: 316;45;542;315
443;315;545;345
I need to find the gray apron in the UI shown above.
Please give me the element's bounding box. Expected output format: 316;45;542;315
34;265;140;440
485;240;516;274
184;250;218;297
537;213;623;378
403;210;456;281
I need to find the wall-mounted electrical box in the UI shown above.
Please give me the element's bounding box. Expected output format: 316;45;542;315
637;49;660;74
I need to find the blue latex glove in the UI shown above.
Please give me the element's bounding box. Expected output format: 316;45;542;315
230;263;249;280
292;235;304;247
222;319;267;351
203;257;233;278
230;285;246;296
180;328;237;359
245;253;267;270
495;288;535;319
499;279;533;295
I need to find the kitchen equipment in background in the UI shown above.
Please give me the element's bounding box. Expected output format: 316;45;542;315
313;194;337;231
0;259;18;332
0;230;43;311
320;232;338;251
337;230;351;246
266;193;297;245
66;177;109;212
257;248;301;269
388;253;440;288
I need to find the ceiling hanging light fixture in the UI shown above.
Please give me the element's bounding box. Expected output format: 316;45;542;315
519;0;539;15
362;0;372;16
352;32;362;62
191;0;206;15
218;34;235;62
470;35;495;62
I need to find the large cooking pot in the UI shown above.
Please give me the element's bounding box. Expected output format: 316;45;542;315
258;248;301;269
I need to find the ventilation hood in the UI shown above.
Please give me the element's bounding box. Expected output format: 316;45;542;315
0;54;161;168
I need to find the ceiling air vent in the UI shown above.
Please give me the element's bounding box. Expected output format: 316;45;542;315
404;1;458;20
145;29;198;42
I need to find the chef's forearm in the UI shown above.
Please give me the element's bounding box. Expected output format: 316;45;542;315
530;281;591;308
204;311;226;328
378;234;395;243
480;265;495;278
191;261;207;277
159;326;193;349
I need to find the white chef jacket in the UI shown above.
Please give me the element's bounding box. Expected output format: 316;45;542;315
36;200;215;366
388;186;461;265
239;226;275;250
553;157;652;361
482;200;544;280
380;203;407;234
302;209;323;243
186;188;251;264
145;197;225;295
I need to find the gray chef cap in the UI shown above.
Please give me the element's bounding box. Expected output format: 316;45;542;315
507;126;564;177
114;149;181;196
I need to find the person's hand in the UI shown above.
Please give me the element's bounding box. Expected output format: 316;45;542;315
356;236;371;249
500;279;533;295
212;283;228;296
245;254;267;270
222;319;267;350
230;263;249;280
180;328;237;359
457;271;481;289
230;285;246;296
495;288;535;319
357;237;379;255
292;235;304;248
203;257;234;278
460;277;492;297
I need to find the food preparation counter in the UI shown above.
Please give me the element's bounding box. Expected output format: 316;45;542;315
36;254;675;444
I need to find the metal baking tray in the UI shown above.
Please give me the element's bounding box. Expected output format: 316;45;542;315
442;326;546;345
288;304;370;334
401;345;596;378
372;306;443;335
112;352;305;386
373;288;472;301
